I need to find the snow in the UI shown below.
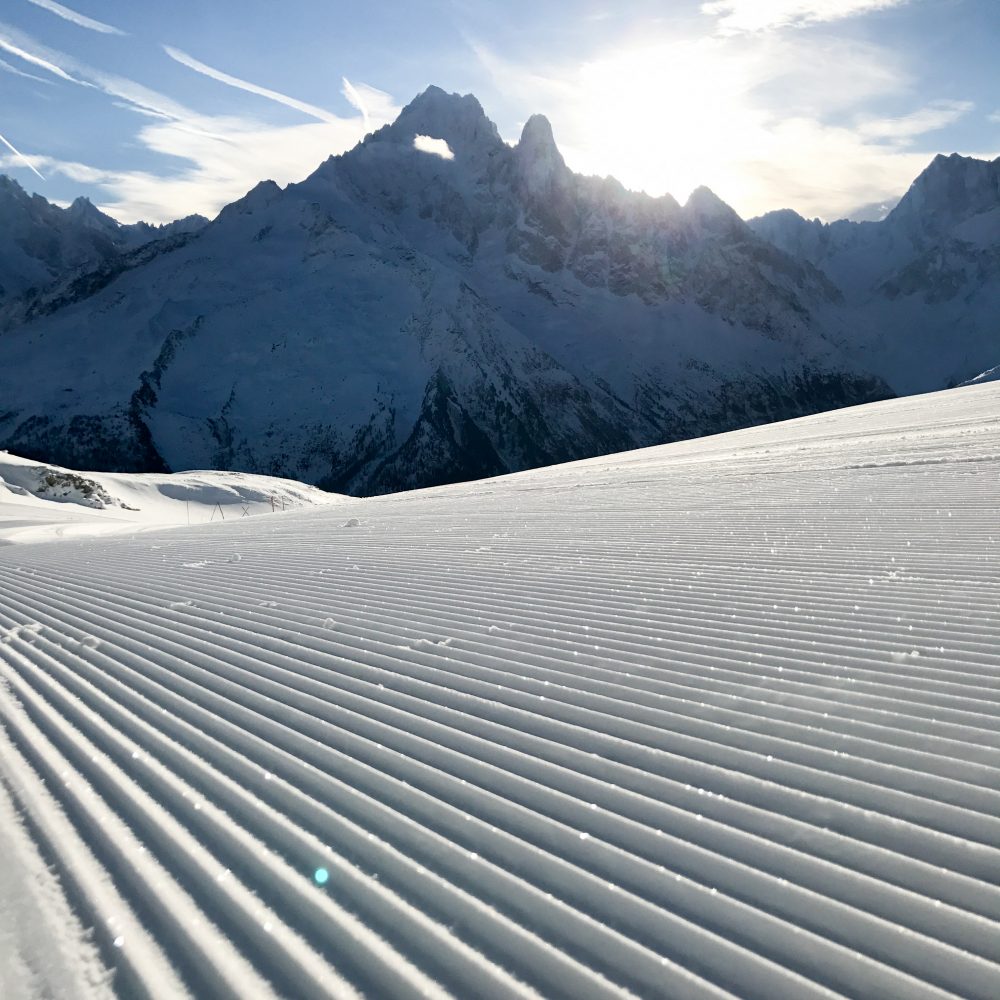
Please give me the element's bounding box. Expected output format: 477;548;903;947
961;364;1000;385
0;780;114;1000
0;381;998;998
0;452;342;545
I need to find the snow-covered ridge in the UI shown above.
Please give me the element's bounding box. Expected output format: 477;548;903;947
1;382;997;997
961;364;1000;385
0;452;340;545
0;175;206;314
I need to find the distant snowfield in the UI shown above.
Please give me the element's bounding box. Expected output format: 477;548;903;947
1;383;998;999
0;452;341;545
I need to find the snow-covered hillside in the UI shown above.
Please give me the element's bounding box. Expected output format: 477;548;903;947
0;452;339;545
1;382;997;998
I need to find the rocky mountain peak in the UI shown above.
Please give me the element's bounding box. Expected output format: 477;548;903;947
684;185;746;235
216;179;282;221
886;152;1000;240
0;175;40;220
0;174;27;199
66;195;119;233
378;85;502;161
68;195;100;215
518;114;557;154
514;113;568;191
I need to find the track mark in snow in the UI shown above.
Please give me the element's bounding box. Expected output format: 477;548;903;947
1;384;999;997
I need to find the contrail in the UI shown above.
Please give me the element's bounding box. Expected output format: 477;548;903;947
163;45;339;123
25;0;124;36
0;130;45;180
342;77;370;129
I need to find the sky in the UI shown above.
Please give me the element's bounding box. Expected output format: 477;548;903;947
0;0;998;224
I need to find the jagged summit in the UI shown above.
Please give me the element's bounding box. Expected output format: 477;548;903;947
68;195;100;214
0;174;41;210
753;207;811;226
233;178;282;210
514;113;568;189
66;195;118;231
376;85;502;160
886;152;1000;239
684;185;745;233
0;173;26;196
518;113;557;151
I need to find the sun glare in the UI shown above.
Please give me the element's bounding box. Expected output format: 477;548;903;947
558;39;768;208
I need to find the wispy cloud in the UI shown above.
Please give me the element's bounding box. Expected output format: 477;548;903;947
341;77;397;132
0;23;400;222
25;0;124;35
858;100;974;144
0;129;45;180
163;45;340;123
0;105;399;222
0;55;52;83
702;0;910;34
342;77;371;128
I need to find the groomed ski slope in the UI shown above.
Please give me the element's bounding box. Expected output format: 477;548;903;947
1;382;999;1000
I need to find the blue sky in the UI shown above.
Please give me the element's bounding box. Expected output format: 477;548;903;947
1;0;998;222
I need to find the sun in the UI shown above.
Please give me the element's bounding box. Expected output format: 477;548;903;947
554;38;770;210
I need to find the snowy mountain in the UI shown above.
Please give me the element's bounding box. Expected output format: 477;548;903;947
1;381;998;998
0;176;206;330
750;152;1000;392
0;88;996;493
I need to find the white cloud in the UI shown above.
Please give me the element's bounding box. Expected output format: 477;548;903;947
19;106;402;223
341;78;397;131
702;0;910;34
857;100;974;143
342;77;370;128
413;134;455;159
25;0;124;35
2;106;397;223
0;24;401;222
0;130;45;180
105;115;388;221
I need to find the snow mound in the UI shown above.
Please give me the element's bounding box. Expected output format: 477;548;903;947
0;452;343;545
0;382;998;998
